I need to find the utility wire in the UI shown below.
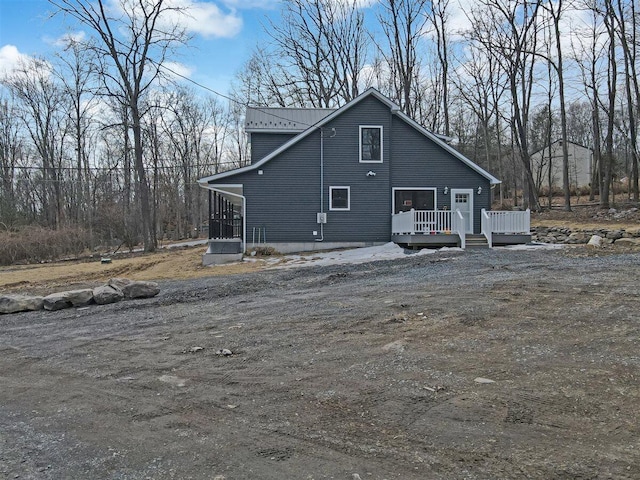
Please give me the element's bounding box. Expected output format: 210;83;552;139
147;58;320;129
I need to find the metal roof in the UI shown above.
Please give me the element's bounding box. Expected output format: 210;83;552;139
245;107;335;133
200;88;501;186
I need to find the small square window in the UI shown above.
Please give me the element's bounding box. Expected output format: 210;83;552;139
329;186;350;211
360;126;382;163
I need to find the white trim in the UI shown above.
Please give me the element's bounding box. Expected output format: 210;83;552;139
329;186;351;211
200;184;247;254
197;87;501;186
391;187;437;213
359;125;383;163
451;188;474;234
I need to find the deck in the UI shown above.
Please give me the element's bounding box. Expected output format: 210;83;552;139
392;209;531;249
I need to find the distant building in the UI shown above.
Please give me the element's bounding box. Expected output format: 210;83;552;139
531;140;594;191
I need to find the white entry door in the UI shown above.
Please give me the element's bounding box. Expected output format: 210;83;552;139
451;189;473;234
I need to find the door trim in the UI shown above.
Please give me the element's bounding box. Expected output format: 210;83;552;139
451;188;474;234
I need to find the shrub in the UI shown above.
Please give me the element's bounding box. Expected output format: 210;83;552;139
0;226;93;266
249;246;279;257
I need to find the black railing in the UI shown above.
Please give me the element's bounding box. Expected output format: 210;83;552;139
209;215;243;239
208;190;243;240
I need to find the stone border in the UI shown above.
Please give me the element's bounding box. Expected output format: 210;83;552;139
0;278;160;315
531;226;640;246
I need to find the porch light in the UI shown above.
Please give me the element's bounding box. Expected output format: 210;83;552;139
366;170;376;177
443;186;449;195
477;186;482;195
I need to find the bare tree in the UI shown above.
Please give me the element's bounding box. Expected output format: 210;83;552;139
453;46;506;178
0;95;23;225
571;0;605;201
266;0;368;107
54;35;99;226
375;0;429;117
49;0;189;252
465;0;543;211
601;0;617;209
614;0;639;201
543;0;572;211
426;0;452;136
4;57;70;228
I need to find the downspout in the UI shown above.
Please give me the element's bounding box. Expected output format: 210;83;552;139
316;127;336;243
316;127;325;242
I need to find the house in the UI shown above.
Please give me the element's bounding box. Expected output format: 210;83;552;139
198;88;530;264
531;140;594;192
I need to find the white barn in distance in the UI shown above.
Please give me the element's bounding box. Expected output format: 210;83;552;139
531;140;594;191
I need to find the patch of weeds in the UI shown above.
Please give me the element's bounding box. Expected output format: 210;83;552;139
248;246;280;257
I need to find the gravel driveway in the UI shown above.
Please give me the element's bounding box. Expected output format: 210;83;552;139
1;247;639;479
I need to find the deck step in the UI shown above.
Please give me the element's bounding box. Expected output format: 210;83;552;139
465;234;489;249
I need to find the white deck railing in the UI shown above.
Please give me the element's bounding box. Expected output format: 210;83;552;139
481;209;493;248
392;209;455;234
453;210;466;249
481;209;530;234
391;209;466;248
393;208;530;250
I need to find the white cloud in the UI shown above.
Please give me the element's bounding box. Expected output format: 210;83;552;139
50;31;87;48
108;0;243;39
162;61;194;80
221;0;278;8
166;0;243;38
0;45;32;80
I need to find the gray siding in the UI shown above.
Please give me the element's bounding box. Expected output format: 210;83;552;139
390;118;491;233
216;95;493;241
250;132;296;163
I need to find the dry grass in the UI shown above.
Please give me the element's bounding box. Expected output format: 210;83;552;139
2;200;639;296
0;246;270;295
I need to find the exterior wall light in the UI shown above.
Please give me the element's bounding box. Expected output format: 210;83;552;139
477;186;482;194
443;186;449;195
366;170;376;177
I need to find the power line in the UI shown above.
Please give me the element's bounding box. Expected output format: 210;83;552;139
148;58;318;129
7;161;243;172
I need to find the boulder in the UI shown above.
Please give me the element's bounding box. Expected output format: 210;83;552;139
108;277;159;299
0;295;44;314
605;230;624;240
65;289;94;306
566;232;589;244
587;235;603;247
43;292;73;311
108;277;132;290
615;237;640;247
120;280;160;299
93;284;124;305
43;289;94;311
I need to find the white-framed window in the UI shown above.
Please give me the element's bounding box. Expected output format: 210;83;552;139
359;126;383;163
329;186;350;211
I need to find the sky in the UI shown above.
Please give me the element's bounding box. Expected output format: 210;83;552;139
0;0;280;95
0;0;598;103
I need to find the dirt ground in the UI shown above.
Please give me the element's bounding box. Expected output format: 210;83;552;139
1;202;639;296
1;244;640;479
1;204;640;479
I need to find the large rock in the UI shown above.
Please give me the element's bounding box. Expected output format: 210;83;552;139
43;292;73;311
43;289;94;311
93;284;124;305
587;235;603;247
109;278;159;299
566;232;589;244
108;277;132;290
615;237;640;247
0;295;44;314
